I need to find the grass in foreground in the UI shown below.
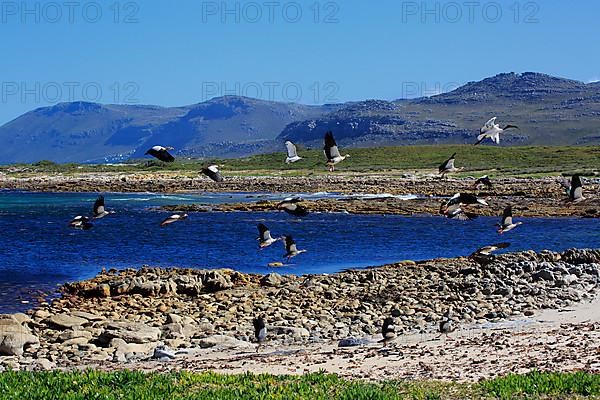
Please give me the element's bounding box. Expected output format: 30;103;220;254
0;370;598;400
2;145;599;178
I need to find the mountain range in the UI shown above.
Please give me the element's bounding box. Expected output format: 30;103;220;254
1;72;599;164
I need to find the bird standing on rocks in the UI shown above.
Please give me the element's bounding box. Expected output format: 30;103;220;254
566;174;586;203
379;317;396;347
201;165;224;182
276;197;308;217
283;235;306;261
475;117;520;145
438;153;463;178
253;315;267;353
285;141;303;164
323;131;350;172
257;223;282;249
92;195;115;219
497;206;522;234
145;146;175;162
160;213;188;227
472;175;493;190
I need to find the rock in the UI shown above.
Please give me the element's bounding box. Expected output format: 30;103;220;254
338;337;371;347
198;335;254;349
202;271;233;292
35;358;55;370
274;326;310;340
0;315;39;356
47;314;88;329
98;321;161;344
152;345;176;360
533;269;555;282
261;273;283;287
109;338;157;354
71;311;105;322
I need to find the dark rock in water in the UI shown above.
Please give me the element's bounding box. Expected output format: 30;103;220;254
338;337;371;347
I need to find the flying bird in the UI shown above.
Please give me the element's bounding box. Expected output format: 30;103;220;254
284;141;303;164
323;131;350;172
472;175;493;190
497;206;522;234
257;223;282;249
160;213;188;227
442;206;479;221
443;193;489;210
566;174;586;203
68;216;93;230
475;117;520;145
145;146;175;162
470;242;510;257
202;165;224;182
438;153;462;178
92;196;115;219
283;235;306;261
276;197;309;217
379;317;396;347
253;315;267;353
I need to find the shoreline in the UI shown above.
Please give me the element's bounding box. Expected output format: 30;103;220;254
1;248;599;380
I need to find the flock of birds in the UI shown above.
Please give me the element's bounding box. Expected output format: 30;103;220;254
66;116;590;347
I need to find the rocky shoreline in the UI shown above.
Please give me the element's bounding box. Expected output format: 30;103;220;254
1;248;599;374
2;172;599;218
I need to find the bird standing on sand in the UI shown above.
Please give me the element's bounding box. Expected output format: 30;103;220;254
201;165;224;182
472;175;493;190
160;213;188;227
145;146;175;162
475;117;520;145
68;215;93;230
379;317;396;347
438;308;456;339
566;174;586;203
257;223;282;249
283;235;306;261
253;315;267;353
92;196;115;219
497;206;522;234
438;153;463;178
323;131;350;172
285;141;303;164
276;198;309;217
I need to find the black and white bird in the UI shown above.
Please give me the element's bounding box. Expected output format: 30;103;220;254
253;315;267;353
566;174;586;203
442;193;488;212
472;175;493;190
201;165;224;182
323;131;349;172
160;213;188;227
442;206;479;221
145;146;175;162
276;197;309;217
475;117;520;145
438;308;456;338
438;153;462;178
285;141;303;164
470;242;510;257
257;223;282;249
497;206;522;234
92;196;115;219
283;235;306;261
379;317;396;347
68;216;93;230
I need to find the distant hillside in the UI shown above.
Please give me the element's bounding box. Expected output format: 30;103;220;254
0;97;338;163
279;72;600;148
1;72;600;164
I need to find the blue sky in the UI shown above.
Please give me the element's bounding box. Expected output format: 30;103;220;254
1;0;599;124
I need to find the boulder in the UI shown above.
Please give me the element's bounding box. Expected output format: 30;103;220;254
198;335;254;349
0;315;39;356
98;321;161;344
47;314;88;330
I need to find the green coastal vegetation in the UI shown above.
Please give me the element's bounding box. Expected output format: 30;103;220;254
0;370;598;400
1;145;599;178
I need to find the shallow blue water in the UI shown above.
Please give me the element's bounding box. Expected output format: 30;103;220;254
1;190;599;313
